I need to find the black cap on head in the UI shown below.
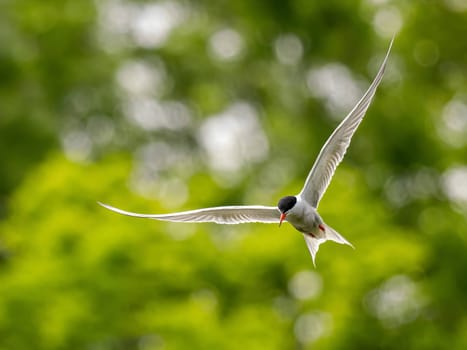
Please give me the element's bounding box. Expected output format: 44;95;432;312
277;196;297;213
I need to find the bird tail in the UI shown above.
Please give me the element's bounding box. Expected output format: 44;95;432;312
303;235;325;267
303;224;354;267
323;224;354;249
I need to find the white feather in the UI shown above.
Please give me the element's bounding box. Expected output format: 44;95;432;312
98;202;280;225
298;37;394;208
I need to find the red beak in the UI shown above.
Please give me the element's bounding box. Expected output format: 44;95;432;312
279;213;286;227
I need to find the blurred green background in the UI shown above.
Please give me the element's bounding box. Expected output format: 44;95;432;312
1;0;467;349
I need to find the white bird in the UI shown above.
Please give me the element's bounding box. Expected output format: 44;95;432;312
99;39;393;266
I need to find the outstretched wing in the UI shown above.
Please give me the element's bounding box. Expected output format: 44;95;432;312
298;38;393;207
98;202;281;224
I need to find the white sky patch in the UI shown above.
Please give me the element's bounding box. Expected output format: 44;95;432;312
208;28;244;61
96;0;187;50
86;115;116;146
372;6;403;38
198;102;269;176
366;0;389;5
442;166;467;208
135;141;184;174
274;33;304;65
131;175;188;208
294;311;333;344
95;0;135;36
364;275;427;328
384;169;438;207
116;60;167;98
124;98;191;131
306;63;365;120
438;97;467;148
288;270;323;300
61;130;93;163
129;141;192;208
444;0;467;12
384;176;410;208
131;1;186;48
116;58;189;132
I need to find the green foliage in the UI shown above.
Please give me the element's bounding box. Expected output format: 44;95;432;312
1;0;467;349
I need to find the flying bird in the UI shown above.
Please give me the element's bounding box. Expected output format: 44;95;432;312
100;39;393;265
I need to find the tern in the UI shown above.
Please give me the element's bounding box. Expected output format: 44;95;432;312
100;39;393;265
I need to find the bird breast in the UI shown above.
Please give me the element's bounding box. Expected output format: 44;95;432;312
286;200;323;236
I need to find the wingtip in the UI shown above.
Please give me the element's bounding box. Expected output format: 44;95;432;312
97;201;123;214
97;201;111;210
384;35;395;62
376;35;395;74
389;33;396;46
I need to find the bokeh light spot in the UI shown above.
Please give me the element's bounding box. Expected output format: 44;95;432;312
274;34;304;65
208;28;244;61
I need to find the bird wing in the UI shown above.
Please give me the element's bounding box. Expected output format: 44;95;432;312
98;202;281;224
298;38;393;207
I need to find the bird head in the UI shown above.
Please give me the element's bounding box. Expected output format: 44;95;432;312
277;196;297;227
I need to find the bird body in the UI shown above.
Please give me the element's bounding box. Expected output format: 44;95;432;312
99;38;393;266
280;196;323;237
277;195;353;265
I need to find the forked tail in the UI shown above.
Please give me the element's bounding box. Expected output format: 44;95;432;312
303;224;354;266
324;224;354;248
303;235;325;267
